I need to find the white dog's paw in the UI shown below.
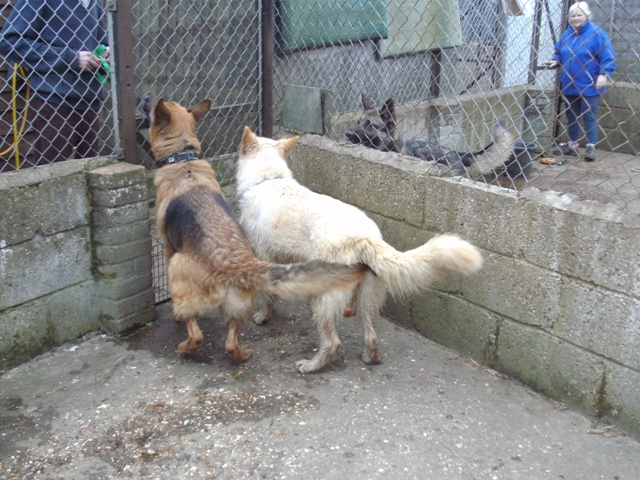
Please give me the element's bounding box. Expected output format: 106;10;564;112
296;359;319;373
252;311;268;325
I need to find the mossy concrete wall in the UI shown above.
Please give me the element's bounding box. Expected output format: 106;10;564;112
0;158;155;371
287;133;640;437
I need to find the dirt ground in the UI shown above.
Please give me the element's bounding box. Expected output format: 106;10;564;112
1;300;640;479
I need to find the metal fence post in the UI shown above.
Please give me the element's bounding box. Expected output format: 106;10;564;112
262;0;274;138
110;0;137;164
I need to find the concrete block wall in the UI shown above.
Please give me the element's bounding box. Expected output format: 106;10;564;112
0;159;155;371
427;88;520;149
288;133;640;437
425;85;557;151
88;163;156;332
599;82;640;154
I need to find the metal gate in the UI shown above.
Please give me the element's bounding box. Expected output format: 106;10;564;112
130;0;264;169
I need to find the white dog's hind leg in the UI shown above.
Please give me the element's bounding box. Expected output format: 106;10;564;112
296;294;346;373
356;273;387;364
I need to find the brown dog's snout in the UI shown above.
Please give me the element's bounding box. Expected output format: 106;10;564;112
141;95;155;121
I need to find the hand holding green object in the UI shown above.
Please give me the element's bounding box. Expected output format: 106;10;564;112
92;44;110;85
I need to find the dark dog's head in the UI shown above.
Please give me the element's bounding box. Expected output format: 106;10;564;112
345;95;401;152
142;95;211;165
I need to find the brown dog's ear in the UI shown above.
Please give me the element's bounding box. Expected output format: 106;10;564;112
240;126;259;156
278;136;299;158
152;98;172;129
362;94;374;110
188;99;212;124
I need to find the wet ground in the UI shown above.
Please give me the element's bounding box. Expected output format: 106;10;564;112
506;148;640;214
1;299;639;479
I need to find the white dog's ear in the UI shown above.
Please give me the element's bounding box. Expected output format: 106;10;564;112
240;126;259;155
278;136;299;158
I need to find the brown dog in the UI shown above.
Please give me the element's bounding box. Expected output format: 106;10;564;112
145;97;367;363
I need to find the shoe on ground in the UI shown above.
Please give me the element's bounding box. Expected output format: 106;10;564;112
584;144;596;162
553;142;579;156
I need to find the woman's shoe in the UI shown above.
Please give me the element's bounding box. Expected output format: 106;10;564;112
584;144;596;162
553;142;579;156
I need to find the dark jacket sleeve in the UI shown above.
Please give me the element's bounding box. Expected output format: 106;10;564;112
0;0;79;73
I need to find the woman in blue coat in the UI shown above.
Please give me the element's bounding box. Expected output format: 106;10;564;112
545;2;616;161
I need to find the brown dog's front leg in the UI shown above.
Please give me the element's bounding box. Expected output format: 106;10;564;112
178;317;203;353
225;318;253;362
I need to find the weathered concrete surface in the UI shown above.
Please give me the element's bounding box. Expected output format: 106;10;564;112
1;299;639;479
288;133;640;438
0;159;155;370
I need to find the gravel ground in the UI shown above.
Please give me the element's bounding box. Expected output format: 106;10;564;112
1;299;639;479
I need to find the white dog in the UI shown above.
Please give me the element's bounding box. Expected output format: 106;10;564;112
235;127;483;373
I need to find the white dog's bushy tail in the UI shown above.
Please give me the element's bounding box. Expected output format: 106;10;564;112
365;234;483;298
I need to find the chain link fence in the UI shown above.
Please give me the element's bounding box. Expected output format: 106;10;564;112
1;0;638;303
0;0;263;175
272;0;640;213
2;0;638;201
0;0;120;172
129;0;263;302
1;1;638;197
131;0;263;170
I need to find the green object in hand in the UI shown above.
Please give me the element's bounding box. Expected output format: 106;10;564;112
92;44;111;85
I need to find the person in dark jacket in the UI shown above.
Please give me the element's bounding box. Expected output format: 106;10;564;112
545;1;616;162
0;0;111;166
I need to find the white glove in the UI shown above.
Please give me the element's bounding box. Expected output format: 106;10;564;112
596;74;608;90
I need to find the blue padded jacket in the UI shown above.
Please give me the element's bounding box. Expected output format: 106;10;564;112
552;21;616;97
0;0;108;111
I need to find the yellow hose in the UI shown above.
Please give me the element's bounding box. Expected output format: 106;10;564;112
1;64;30;168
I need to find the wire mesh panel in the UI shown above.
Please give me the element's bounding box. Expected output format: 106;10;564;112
131;0;263;173
0;0;119;172
2;1;638;305
271;0;640;213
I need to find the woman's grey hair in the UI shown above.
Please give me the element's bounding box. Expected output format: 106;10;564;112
569;2;592;18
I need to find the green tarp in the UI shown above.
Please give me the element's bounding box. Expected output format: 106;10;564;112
378;0;463;58
279;0;388;52
278;0;463;56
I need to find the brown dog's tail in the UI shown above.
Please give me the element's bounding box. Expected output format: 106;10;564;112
259;261;369;298
363;234;483;299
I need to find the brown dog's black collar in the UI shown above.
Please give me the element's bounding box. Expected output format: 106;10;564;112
159;149;200;166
